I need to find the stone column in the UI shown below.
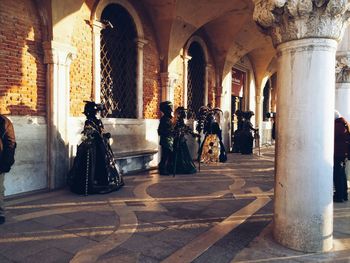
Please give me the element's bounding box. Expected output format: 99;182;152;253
255;94;263;130
182;54;191;107
204;64;211;105
160;72;178;103
136;38;148;118
253;0;349;252
91;20;104;103
335;52;350;121
43;41;77;189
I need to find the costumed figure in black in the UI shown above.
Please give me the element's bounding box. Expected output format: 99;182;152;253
172;107;198;175
197;104;227;163
232;110;244;153
157;101;174;175
240;110;257;154
68;101;124;195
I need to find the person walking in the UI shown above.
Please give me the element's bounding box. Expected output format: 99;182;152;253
0;114;16;224
333;110;349;203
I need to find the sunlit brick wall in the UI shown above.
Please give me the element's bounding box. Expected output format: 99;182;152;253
173;56;184;110
143;22;161;119
69;4;93;117
0;0;46;116
208;66;215;107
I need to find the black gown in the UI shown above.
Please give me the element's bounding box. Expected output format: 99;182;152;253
173;119;197;174
68;117;124;195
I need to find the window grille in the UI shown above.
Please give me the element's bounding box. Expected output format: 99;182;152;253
187;42;205;115
100;4;137;118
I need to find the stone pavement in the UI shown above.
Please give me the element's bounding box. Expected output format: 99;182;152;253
0;146;349;263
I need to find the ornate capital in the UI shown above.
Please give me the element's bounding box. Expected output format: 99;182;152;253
336;51;350;82
160;72;178;88
135;38;148;49
43;41;77;65
253;0;350;46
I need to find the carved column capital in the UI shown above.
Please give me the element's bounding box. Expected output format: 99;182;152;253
336;51;350;82
43;41;77;65
135;38;148;49
253;0;350;46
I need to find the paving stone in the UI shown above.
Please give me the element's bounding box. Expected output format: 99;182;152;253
99;246;140;262
52;236;98;254
135;220;166;237
152;227;197;247
58;220;115;242
32;214;76;228
0;240;52;261
0;254;14;263
23;247;73;263
119;234;178;260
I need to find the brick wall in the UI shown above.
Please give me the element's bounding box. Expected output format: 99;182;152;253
173;56;184;110
69;4;93;117
208;66;215;107
142;20;161;119
0;0;46;116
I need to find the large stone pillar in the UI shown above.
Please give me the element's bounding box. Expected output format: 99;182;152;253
253;0;349;252
43;41;76;189
335;52;350;120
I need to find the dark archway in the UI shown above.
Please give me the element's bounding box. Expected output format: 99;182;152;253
187;41;205;114
101;4;137;118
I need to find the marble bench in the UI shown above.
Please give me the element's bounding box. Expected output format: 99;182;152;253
110;135;158;174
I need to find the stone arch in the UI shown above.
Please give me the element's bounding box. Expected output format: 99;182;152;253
91;0;146;119
183;36;210;110
92;0;144;39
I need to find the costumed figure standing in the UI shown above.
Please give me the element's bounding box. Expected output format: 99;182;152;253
198;105;227;163
68;101;124;195
232;110;244;153
240;111;257;154
173;107;198;174
157;101;174;175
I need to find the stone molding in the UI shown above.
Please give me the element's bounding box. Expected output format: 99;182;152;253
336;51;350;83
42;41;77;65
253;0;350;46
160;72;179;102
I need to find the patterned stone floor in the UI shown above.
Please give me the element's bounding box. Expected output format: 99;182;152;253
0;146;349;262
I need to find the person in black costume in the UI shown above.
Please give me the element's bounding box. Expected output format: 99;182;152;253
232;110;244;153
240;111;257;154
173;107;198;174
68;101;124;195
198;105;227;163
157;101;174;175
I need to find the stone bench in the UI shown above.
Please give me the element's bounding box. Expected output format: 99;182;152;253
110;135;158;174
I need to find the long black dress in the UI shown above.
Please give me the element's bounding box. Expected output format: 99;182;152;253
173;119;197;174
68;117;124;195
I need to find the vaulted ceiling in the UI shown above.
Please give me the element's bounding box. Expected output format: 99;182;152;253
137;0;276;87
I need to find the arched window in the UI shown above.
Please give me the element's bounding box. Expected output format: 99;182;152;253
187;41;205;114
100;4;137;118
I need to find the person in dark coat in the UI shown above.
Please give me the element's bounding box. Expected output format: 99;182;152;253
333;110;350;202
157;101;174;175
68;101;124;195
240;111;257;154
173;107;198;174
0;114;16;224
232;110;244;153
